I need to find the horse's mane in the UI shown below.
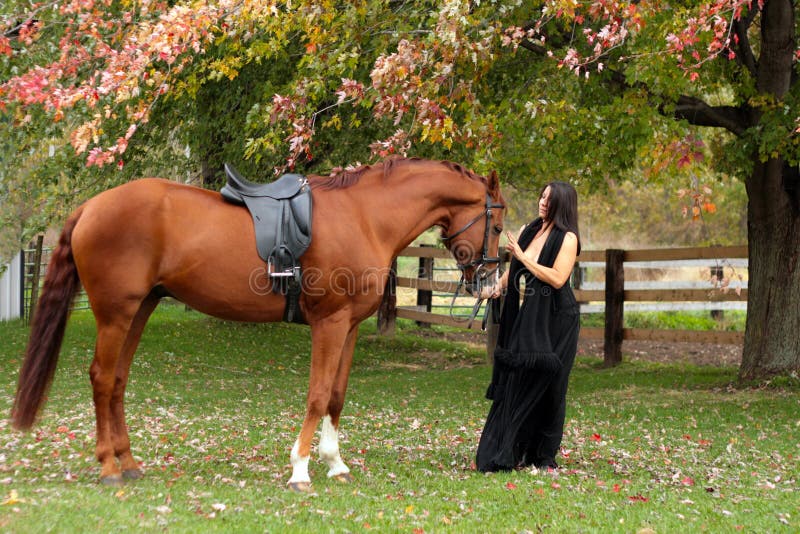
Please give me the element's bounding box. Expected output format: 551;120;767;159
309;157;486;190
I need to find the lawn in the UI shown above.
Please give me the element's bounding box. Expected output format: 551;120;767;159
0;305;797;533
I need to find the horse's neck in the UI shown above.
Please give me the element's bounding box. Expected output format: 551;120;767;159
356;170;481;256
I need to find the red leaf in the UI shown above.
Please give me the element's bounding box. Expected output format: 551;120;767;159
591;433;602;442
505;482;517;490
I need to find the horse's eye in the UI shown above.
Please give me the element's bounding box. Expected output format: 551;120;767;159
493;225;503;235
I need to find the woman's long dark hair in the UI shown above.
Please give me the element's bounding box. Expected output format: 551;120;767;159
541;181;581;254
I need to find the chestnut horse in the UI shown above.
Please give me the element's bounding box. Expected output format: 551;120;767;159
11;157;505;491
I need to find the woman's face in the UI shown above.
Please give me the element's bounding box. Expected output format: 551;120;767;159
539;186;551;221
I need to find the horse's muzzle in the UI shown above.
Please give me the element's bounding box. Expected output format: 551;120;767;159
464;265;500;297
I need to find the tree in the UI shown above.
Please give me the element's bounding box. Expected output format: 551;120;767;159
1;1;797;378
502;0;799;379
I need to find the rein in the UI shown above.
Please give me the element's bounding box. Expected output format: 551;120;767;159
441;193;505;328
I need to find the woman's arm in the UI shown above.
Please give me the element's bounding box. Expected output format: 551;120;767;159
506;231;578;289
480;224;526;298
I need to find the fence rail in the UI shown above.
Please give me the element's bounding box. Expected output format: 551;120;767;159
5;239;748;366
379;244;748;366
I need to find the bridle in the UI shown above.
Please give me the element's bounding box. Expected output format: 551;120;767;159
441;193;505;327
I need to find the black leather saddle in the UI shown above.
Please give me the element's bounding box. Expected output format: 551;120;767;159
221;163;312;296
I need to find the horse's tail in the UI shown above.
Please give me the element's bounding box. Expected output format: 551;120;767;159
12;207;84;430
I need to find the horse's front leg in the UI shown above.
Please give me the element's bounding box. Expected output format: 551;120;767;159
288;313;350;492
318;324;359;483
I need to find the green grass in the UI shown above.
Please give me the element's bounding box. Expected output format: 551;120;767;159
581;310;747;331
1;306;797;533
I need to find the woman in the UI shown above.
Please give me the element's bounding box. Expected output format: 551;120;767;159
476;181;581;472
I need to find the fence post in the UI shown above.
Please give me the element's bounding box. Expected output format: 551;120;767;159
416;244;434;327
604;249;624;367
27;235;45;325
18;249;25;319
572;261;586;304
484;251;508;362
710;264;724;320
377;258;397;336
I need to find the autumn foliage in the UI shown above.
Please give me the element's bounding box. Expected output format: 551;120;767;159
1;1;776;174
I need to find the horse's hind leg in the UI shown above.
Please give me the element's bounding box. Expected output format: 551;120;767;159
89;299;149;486
112;295;160;481
319;324;359;482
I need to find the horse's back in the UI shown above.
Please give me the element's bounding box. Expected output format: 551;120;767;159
72;178;218;262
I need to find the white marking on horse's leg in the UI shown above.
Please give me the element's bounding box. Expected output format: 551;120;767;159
288;439;311;485
318;415;350;477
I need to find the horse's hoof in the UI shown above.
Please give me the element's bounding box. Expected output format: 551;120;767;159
100;474;125;487
287;481;312;493
122;469;143;481
331;472;354;484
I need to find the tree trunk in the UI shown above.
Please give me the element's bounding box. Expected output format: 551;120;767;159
738;0;799;379
741;160;800;378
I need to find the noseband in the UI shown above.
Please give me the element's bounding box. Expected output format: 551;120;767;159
441;193;505;327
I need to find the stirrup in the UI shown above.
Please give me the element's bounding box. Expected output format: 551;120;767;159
267;260;301;284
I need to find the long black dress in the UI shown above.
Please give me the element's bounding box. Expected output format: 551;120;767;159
476;219;580;472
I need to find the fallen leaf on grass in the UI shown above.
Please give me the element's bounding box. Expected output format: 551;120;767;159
1;490;23;506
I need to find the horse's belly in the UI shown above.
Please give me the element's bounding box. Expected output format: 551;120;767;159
166;282;288;323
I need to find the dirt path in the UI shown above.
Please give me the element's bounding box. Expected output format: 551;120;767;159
576;338;741;367
415;329;742;367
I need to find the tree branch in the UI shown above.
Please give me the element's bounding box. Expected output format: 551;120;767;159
732;17;757;78
671;95;749;135
514;20;750;136
518;38;547;55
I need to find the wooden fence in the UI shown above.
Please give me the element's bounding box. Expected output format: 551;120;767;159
377;245;748;366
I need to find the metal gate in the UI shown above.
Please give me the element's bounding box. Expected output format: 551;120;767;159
22;238;90;323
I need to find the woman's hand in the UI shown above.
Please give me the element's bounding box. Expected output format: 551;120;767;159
505;230;524;261
479;283;503;299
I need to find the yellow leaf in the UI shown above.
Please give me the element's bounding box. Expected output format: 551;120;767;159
2;490;22;506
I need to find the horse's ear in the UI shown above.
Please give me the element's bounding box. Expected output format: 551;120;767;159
488;170;500;194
